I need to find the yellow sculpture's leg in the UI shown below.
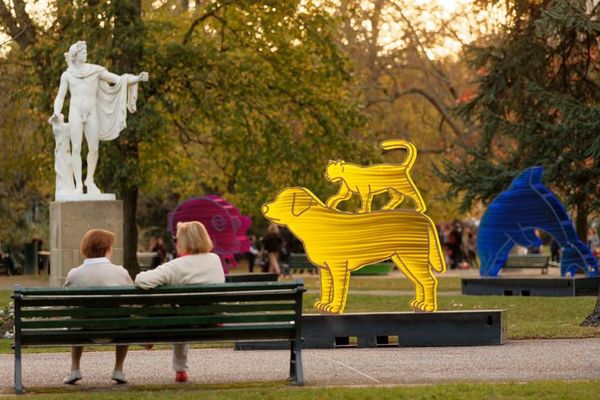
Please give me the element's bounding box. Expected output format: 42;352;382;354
358;191;374;213
391;254;437;312
383;189;404;210
391;255;422;308
326;186;352;209
314;267;334;311
322;263;351;314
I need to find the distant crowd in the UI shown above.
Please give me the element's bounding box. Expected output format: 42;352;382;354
437;221;479;270
437;220;600;270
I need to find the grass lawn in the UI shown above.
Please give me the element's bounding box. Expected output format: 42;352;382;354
0;289;11;308
339;294;600;339
16;380;600;399
1;284;599;354
0;293;597;354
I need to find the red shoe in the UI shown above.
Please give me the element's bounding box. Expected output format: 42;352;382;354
175;371;188;383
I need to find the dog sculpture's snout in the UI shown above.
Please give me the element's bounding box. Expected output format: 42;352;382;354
261;205;269;216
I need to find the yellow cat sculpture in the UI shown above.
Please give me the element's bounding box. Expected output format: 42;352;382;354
261;187;446;314
325;139;426;213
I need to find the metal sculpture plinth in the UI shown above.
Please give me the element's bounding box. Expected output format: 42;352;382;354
235;310;505;350
462;277;600;296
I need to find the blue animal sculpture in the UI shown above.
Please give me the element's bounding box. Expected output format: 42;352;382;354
478;166;599;277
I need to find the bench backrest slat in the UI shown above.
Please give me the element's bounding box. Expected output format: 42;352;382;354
18;291;297;307
20;302;294;318
20;324;297;346
21;313;296;330
504;255;549;267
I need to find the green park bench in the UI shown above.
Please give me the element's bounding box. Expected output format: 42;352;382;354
285;253;317;275
503;254;551;275
12;281;305;394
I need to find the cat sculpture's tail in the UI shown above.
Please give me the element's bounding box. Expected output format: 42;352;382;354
379;139;417;170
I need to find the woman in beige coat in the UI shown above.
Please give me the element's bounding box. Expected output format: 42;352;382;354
135;221;225;383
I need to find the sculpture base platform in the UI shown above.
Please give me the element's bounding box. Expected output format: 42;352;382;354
461;277;600;296
235;310;505;350
55;193;116;202
49;200;123;287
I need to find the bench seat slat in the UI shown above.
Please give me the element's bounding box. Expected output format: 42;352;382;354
21;313;296;329
20;302;295;318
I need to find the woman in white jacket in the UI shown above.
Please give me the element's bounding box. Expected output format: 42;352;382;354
63;229;133;385
134;221;225;383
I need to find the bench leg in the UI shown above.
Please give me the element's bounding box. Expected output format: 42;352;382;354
289;340;304;385
15;342;24;394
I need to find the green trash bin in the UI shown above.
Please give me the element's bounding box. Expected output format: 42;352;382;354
24;242;38;275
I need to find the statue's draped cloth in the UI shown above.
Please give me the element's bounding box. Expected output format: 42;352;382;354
67;64;139;141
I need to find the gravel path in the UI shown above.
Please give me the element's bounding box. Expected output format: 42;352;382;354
2;338;600;393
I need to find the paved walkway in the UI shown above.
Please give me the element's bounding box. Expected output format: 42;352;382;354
1;338;600;393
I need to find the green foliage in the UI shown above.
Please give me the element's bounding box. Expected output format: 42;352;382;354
0;56;51;245
1;0;372;249
439;0;600;225
141;1;371;224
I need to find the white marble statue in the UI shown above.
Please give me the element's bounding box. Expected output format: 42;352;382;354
49;41;149;201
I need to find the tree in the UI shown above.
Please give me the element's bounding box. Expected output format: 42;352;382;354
0;1;371;268
430;0;600;324
331;0;486;221
140;0;371;227
439;0;600;237
0;56;50;245
1;0;152;275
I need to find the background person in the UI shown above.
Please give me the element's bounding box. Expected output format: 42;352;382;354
134;221;225;383
149;236;167;269
63;229;133;385
262;223;283;276
0;240;16;275
587;226;599;251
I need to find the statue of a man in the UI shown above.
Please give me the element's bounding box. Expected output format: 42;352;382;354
49;41;148;198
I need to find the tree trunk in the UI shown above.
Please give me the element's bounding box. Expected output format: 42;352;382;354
581;298;600;326
578;201;598;326
112;0;143;277
575;202;588;243
122;185;139;277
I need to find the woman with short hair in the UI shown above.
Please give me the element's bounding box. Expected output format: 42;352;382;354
63;228;133;385
135;221;225;383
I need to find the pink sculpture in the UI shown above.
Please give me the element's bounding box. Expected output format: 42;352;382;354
168;195;252;273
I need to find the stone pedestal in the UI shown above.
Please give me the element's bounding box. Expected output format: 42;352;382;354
50;201;123;287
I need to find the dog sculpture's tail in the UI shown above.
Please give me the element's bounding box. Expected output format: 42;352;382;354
426;217;447;273
379;139;417;170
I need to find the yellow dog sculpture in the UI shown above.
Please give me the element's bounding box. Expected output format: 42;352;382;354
261;187;446;314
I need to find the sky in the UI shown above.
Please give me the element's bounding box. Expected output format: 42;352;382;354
0;0;499;58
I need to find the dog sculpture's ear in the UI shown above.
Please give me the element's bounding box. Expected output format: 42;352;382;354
291;192;313;217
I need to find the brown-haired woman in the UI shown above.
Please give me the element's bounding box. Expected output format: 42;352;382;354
63;229;133;385
135;221;225;383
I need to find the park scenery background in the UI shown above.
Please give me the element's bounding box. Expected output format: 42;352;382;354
1;0;600;398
